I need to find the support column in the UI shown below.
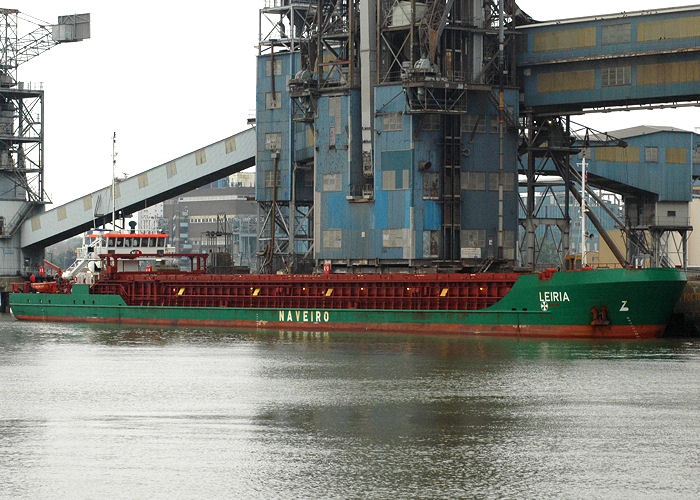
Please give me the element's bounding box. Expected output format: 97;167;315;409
360;0;377;180
525;114;536;268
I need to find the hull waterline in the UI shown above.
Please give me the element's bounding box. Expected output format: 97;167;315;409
10;267;687;340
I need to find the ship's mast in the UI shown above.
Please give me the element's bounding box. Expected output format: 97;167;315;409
112;132;117;231
580;153;587;267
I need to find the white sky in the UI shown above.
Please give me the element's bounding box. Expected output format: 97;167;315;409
19;0;700;207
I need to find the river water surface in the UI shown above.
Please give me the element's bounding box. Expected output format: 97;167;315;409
1;314;699;498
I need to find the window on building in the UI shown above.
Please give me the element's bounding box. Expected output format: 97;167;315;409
265;92;281;109
265;170;281;188
602;23;631;45
601;66;631;87
423;172;439;199
225;137;236;154
645;146;659;163
265;59;283;76
328;96;341;118
322;173;342;192
382;112;403;132
666;147;687;164
265;132;282;151
423;231;439;258
323;229;342;249
462;114;486;134
693;145;700;164
462;171;486;191
195;149;206;165
382;229;406;248
166;162;177;178
667;210;677;217
0;216;5;235
462;229;486;249
489;172;515;191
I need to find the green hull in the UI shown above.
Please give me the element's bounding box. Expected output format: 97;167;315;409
10;268;687;338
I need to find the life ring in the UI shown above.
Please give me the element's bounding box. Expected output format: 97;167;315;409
130;249;142;255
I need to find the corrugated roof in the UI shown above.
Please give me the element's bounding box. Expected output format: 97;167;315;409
576;125;698;142
607;125;694;139
517;4;700;29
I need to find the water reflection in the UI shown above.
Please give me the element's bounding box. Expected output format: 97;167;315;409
1;314;699;497
2;313;699;362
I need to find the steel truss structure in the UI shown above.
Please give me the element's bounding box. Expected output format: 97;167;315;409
377;0;520;113
259;1;360;273
518;115;688;270
0;8;88;261
0;9;49;241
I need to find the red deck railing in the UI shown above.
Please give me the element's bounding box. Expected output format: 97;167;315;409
91;271;521;312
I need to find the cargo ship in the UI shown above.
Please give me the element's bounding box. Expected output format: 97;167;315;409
9;252;686;339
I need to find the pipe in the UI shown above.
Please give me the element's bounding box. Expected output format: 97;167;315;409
360;0;376;176
497;0;505;259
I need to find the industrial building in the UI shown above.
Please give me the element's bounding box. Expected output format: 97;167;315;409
157;172;259;271
690;186;700;269
255;1;700;274
1;2;699;298
526;126;700;268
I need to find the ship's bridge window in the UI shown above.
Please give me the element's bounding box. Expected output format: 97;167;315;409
149;237;157;247
158;237;165;247
108;237;115;247
116;238;124;248
124;237;132;248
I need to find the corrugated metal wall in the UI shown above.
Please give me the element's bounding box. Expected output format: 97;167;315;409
518;7;700;112
590;131;699;202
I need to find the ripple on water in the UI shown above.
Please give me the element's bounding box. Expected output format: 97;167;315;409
1;314;699;498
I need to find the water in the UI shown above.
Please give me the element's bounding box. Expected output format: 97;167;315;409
1;314;699;499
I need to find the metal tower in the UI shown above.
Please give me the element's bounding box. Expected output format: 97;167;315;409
0;9;89;282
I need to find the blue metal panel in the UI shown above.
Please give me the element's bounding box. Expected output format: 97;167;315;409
386;191;406;227
587;131;697;201
461;91;519;239
518;7;700;111
518;8;700;66
521;53;700;111
423;201;441;230
256;52;300;202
